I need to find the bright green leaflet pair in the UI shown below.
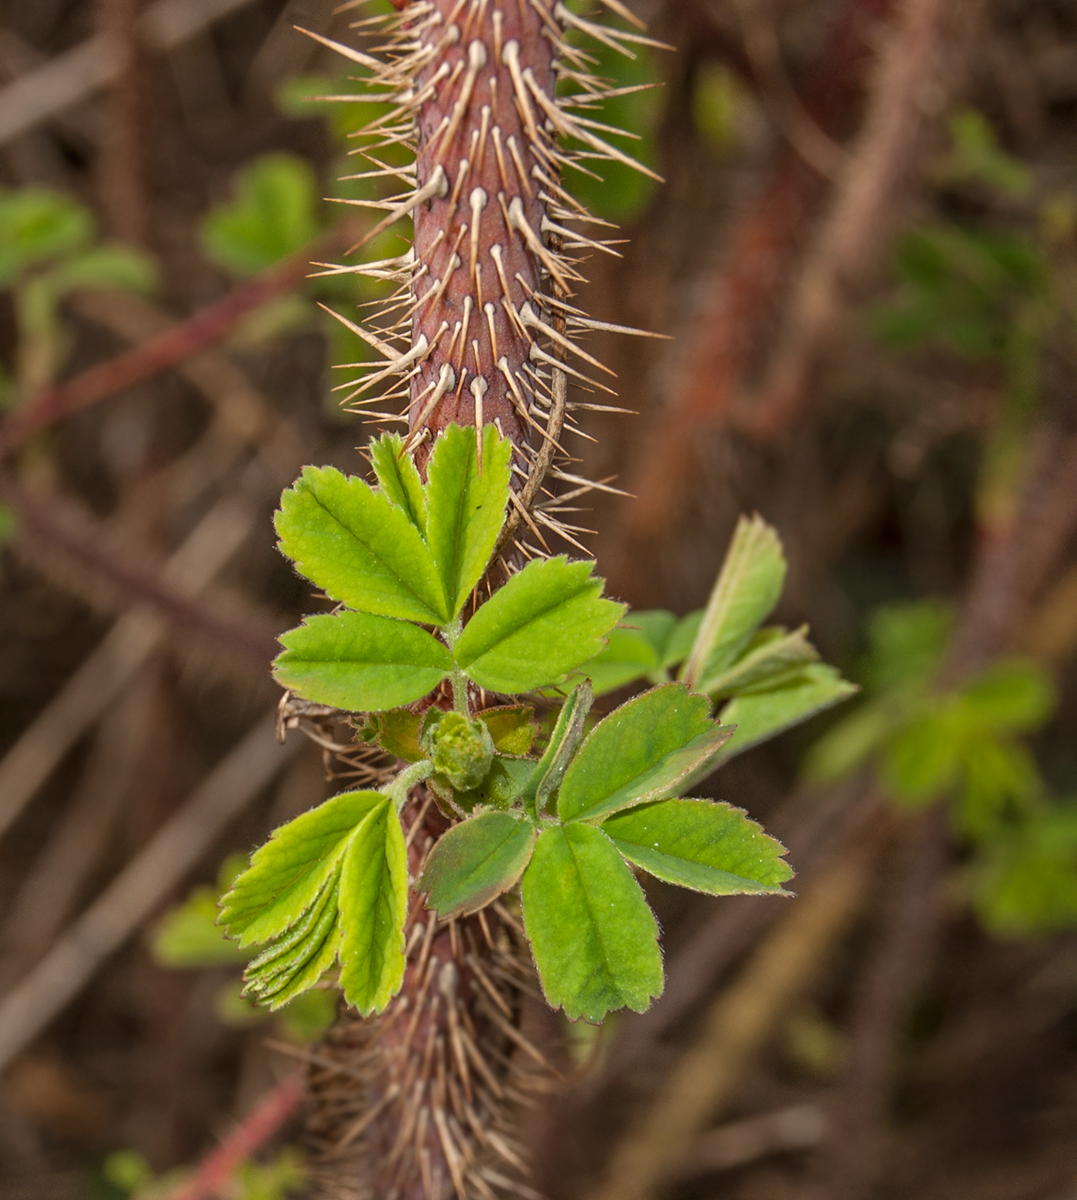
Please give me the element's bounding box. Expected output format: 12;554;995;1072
220;424;855;1022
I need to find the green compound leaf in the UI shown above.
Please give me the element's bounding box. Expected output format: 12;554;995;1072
684;515;786;694
273;611;451;712
337;795;408;1016
664;610;705;671
522;823;662;1023
370;432;427;535
581;609;706;696
220;790;386;946
454;557;624;693
558;684;733;824
582;626;658;696
276;465;448;624
418;810;537;918
715;665;858;764
425;424;512;617
703;626;820;699
522;681;593;815
602;799;793;895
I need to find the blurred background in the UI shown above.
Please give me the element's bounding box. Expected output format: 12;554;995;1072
0;0;1075;1198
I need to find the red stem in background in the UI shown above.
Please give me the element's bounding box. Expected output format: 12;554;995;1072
163;1074;304;1200
0;223;355;460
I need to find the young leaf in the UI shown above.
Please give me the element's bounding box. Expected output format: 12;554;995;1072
0;188;93;286
521;681;593;814
425;424;512;617
273;612;451;712
558;684;733;824
276;465;448;624
244;875;342;1008
581;626;658;696
602;799;793;895
453;755;538;812
702;626;820;699
663;610;704;671
454;557;624;693
220;790;386;946
337;795;409;1015
371;709;424;762
522;823;662;1023
684;515;786;693
714;665;857;765
477;706;538;756
370;432;426;535
418;810;537;918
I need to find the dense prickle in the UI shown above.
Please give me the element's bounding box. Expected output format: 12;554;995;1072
305;797;550;1200
407;2;560;464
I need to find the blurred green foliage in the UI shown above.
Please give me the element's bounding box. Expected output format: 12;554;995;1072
0;188;155;400
100;1146;306;1200
806;598;1076;935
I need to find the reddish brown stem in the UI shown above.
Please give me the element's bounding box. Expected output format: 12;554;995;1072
619;0;893;544
0;224;355;460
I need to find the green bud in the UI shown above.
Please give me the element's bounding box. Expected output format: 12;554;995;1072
421;710;495;792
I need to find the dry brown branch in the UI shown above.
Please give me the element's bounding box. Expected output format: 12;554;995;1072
96;0;151;246
0;484;257;845
734;0;985;440
0;0;259;146
0;673;156;988
616;0;894;550
0;711;303;1073
587;832;883;1200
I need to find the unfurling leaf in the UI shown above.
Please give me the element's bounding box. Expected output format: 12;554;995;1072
273;611;451;711
275;465;449;624
454;556;624;693
521;681;593;815
715;665;858;763
220;790;383;945
370;432;427;535
701;626;819;699
684;515;786;693
558;684;733;824
419;810;536;918
425;424;512;618
337;795;408;1015
522;822;663;1023
602;799;793;894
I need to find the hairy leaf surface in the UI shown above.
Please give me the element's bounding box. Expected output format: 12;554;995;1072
276;465;448;623
419;811;536;918
703;626;819;699
370;432;427;534
522;823;662;1023
454;557;623;693
337;796;408;1015
558;684;733;824
521;681;592;815
273;611;451;711
715;665;858;763
603;799;793;894
425;424;511;617
684;515;785;692
220;790;385;946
